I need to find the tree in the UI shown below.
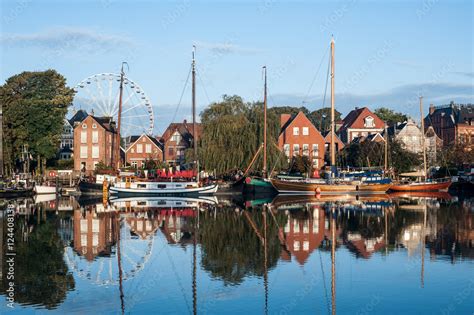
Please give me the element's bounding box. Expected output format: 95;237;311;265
289;155;312;174
0;70;75;175
374;107;408;126
198;95;288;175
308;107;341;132
342;139;421;173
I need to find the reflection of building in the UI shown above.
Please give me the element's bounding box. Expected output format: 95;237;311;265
345;233;385;259
73;206;117;261
281;207;326;265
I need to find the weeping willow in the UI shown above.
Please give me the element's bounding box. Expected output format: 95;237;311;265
197;95;288;175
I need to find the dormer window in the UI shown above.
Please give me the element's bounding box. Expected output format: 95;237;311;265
364;116;375;128
171;132;181;142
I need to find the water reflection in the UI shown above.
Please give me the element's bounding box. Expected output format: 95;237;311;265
0;192;472;313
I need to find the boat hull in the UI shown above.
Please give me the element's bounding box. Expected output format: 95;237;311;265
109;184;218;195
34;185;57;194
78;181;105;195
270;179;390;195
243;177;277;195
390;180;451;192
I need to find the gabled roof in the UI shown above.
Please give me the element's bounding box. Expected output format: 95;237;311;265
162;121;201;143
68;109;88;126
340;107;385;131
279;111;325;139
92;116;116;132
126;134;163;152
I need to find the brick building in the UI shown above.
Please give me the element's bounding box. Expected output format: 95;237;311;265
125;134;164;168
73;115;117;174
161;120;201;165
425;103;474;149
338;107;386;144
279;111;326;169
281;207;326;265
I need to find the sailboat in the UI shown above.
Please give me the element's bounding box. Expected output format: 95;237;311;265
390;97;451;192
270;38;391;195
110;48;218;196
242;66;277;195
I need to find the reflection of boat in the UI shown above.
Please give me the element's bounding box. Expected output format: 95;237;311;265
388;191;452;200
109;196;218;209
272;194;390;208
34;193;56;204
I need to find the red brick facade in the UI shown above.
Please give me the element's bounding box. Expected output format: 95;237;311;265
161;120;201;165
278;111;326;169
73;116;116;174
125;134;163;168
338;107;385;143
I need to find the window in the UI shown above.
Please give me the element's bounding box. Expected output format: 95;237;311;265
92;131;98;143
92;146;99;158
131;161;138;168
364;116;375;128
283;144;290;157
82;124;87;129
302;127;309;135
168;147;174;155
81;131;87;143
93;161;99;169
313;159;319;168
137;144;143;153
92;123;97;129
312;144;319;156
131;148;135;153
171;132;181;142
293;127;299;136
80;146;88;158
293;144;300;156
146;144;152;153
303;144;309;156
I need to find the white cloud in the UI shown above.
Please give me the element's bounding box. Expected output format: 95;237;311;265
1;27;135;53
194;41;262;55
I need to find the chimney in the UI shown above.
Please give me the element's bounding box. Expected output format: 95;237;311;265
429;104;435;115
355;106;359;110
280;114;291;128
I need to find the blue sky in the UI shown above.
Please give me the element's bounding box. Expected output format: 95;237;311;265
1;0;473;134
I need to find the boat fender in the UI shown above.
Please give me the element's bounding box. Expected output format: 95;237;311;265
315;187;321;194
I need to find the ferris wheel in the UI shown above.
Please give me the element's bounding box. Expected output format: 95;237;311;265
72;73;154;136
64;220;155;287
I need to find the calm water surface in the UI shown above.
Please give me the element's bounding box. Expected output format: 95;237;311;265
0;193;472;314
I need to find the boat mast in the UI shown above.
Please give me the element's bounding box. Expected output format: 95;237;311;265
263;66;268;178
331;206;336;315
330;37;336;171
384;125;388;172
192;46;198;163
419;96;427;181
116;62;126;171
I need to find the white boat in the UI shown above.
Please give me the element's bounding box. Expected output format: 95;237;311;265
110;180;218;195
34;185;57;194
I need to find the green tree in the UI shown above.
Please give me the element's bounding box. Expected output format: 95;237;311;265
342;139;421;173
374;107;408;126
308;107;341;132
0;70;75;174
197;95;288;175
